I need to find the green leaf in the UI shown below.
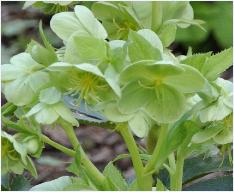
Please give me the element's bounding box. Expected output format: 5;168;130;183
202;47;233;81
191;122;224;144
164;64;206;93
118;82;155;114
50;5;107;41
25;156;38;178
103;162;128;190
158;23;177;47
156;179;167;191
64;35;107;64
184;175;233;191
26;40;57;67
128;111;150;138
181;52;212;72
145;84;186;123
30;176;73;191
128;30;161;63
39;87;62;105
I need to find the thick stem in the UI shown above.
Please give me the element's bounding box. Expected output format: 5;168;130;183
144;125;168;174
60;121;108;190
118;124;152;190
151;1;163;32
42;135;76;157
170;155;184;191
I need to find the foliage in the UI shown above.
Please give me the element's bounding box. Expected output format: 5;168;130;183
1;1;233;191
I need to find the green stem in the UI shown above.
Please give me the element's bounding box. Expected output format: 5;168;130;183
170;155;185;191
41;135;76;157
151;1;163;32
144;125;168;174
118;124;152;190
60;121;108;190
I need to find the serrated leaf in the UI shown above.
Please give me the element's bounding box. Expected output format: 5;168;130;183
202;47;233;81
103;162;127;190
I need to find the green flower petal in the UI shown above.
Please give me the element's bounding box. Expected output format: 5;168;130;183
103;102;131;122
128;111;150;138
120;61;183;83
53;103;78;126
145;84;186;123
75;63;104;78
50;5;107;41
64;35;107;64
118;82;155;114
74;5;107;39
35;107;59;124
39;87;62;105
164;64;205;93
137;29;163;54
26;103;44;117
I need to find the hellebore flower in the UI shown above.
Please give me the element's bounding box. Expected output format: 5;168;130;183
26;87;78;126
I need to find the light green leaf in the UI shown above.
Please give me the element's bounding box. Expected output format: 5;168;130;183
191;123;224;144
164;64;206;93
202;48;233;81
145;84;186;123
118;82;155;114
26;40;57;67
128;111;150;138
128;30;161;63
53;103;78;126
181;52;212;72
156;179;167;191
103;162;128;190
64;35;108;64
39;87;62;105
137;29;163;54
30;176;72;191
25;156;38;178
35;106;59;125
